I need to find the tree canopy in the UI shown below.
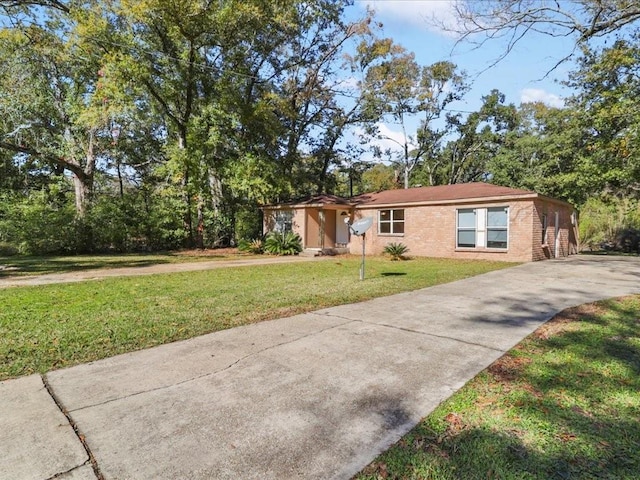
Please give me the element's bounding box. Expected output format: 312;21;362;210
1;0;640;254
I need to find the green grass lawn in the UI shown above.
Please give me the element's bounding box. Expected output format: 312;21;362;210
355;296;640;480
0;250;253;277
0;256;512;380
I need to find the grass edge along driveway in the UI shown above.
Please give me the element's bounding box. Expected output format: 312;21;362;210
355;295;640;480
1;256;512;380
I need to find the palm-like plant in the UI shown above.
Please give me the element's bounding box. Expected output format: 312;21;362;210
264;231;303;255
383;242;409;260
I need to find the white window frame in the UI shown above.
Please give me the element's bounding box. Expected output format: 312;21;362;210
486;206;509;249
456;208;477;248
456;206;509;250
378;209;405;235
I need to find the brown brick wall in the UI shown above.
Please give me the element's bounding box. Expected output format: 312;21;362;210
531;200;578;260
266;198;577;262
349;200;538;262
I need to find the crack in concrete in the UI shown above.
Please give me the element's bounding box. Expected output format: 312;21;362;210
41;375;104;480
311;310;505;352
63;317;356;413
45;463;93;480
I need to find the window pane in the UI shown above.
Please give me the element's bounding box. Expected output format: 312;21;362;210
487;207;508;227
487;229;508;249
379;210;390;220
275;210;293;232
379;222;390;234
393;209;404;220
393;222;404;234
458;230;476;247
458;209;476;228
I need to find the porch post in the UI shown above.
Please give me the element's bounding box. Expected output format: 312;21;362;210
319;209;325;250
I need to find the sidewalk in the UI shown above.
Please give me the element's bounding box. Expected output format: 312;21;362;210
0;254;322;289
2;255;640;479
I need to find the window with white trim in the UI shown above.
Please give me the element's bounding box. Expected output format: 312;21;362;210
378;209;404;234
487;207;508;249
457;207;509;250
457;208;476;247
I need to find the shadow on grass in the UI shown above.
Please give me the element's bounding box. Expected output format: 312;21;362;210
380;272;407;277
0;250;253;277
391;419;640;480
0;256;172;277
356;297;640;480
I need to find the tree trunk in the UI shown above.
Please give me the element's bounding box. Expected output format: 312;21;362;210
71;132;96;218
72;173;92;217
178;133;194;248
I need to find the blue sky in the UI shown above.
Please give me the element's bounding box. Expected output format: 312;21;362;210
351;0;576;110
343;0;580;157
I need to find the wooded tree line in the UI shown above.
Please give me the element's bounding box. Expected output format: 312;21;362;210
0;0;639;254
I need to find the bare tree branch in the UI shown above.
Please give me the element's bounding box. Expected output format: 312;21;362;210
0;0;69;14
440;0;640;66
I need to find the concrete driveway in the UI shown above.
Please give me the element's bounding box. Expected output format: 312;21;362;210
2;255;640;480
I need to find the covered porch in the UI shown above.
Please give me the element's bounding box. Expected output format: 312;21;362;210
262;194;354;255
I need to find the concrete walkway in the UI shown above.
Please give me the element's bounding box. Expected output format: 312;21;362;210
2;255;640;480
0;255;321;289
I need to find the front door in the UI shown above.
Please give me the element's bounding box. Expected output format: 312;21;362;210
336;211;349;245
305;209;321;248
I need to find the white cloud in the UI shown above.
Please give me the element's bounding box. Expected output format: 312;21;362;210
363;0;458;34
378;123;413;149
338;76;360;89
520;88;565;108
355;123;415;159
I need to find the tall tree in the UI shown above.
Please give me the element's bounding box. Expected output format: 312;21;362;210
0;4;115;218
362;49;468;188
435;90;518;186
488;102;589;205
565;38;640;198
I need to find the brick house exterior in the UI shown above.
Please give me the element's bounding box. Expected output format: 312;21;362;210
262;183;578;262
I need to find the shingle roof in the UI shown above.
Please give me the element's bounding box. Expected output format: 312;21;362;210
266;193;353;208
351;182;536;206
262;183;571;210
295;194;352;205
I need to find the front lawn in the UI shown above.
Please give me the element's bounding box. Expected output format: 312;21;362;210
0;249;251;277
355;296;640;480
0;256;512;380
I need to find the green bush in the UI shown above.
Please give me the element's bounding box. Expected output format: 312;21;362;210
238;237;264;254
202;209;233;248
87;197;135;252
0;242;19;256
234;206;263;246
263;231;302;256
383;242;409;260
5;191;81;254
579;197;640;251
613;228;640;253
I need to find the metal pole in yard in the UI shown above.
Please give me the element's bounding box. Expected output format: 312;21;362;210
360;232;365;280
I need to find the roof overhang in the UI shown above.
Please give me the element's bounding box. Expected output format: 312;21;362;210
353;193;543;209
260;190;574;211
261;202;355;210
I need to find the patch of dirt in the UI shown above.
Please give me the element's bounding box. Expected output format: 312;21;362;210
173;248;242;257
534;303;607;340
488;354;532;383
